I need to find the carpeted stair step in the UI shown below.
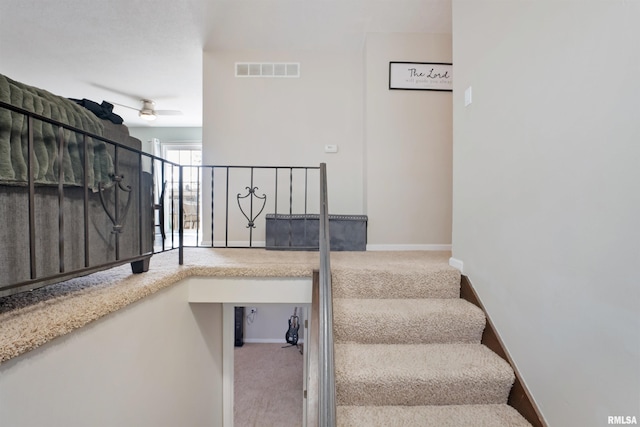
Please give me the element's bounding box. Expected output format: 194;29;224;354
333;298;486;345
335;343;515;406
336;404;532;427
332;266;461;299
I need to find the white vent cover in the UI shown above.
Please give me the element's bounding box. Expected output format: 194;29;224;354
235;62;300;78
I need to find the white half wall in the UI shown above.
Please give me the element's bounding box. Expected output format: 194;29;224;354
452;2;640;426
0;282;223;427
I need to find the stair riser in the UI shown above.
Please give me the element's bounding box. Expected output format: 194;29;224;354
333;316;484;344
333;324;483;344
336;405;534;427
333;277;460;299
334;343;516;408
333;299;486;345
332;269;461;300
336;379;512;406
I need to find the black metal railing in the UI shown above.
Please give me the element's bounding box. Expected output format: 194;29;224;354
0;100;328;297
191;165;320;249
147;164;322;261
0;100;162;298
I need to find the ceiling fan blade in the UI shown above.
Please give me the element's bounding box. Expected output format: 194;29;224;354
89;82;145;102
110;101;140;111
155;110;183;116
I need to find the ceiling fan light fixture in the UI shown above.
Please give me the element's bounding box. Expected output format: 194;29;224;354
139;110;156;121
139;99;157;121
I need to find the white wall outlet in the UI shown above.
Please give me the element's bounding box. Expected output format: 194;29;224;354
324;144;338;153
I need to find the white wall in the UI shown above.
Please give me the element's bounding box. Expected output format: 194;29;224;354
202;41;454;247
0;283;223;427
242;304;306;343
129;126;203;147
452;1;640;426
203;50;364;215
365;33;453;247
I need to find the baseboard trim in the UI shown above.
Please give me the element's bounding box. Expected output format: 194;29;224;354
195;240;266;248
195;242;452;252
366;244;452;251
460;275;547;427
243;338;304;344
448;257;464;273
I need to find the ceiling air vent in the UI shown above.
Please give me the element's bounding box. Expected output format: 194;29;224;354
235;62;300;78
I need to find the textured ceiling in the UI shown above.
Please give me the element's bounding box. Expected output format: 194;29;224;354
0;0;451;128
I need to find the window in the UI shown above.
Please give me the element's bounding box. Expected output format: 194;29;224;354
162;144;202;231
163;144;202;197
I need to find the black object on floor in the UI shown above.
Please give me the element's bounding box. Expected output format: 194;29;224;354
234;306;245;347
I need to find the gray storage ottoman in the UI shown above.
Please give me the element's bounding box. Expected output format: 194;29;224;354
265;214;367;251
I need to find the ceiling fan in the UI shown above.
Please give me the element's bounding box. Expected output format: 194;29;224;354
113;99;183;121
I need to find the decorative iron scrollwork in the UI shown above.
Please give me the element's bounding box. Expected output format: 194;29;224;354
237;186;267;228
98;173;133;234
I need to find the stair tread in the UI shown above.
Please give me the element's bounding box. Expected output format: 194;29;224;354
335;343;515;406
333;298;485;344
336;404;532;427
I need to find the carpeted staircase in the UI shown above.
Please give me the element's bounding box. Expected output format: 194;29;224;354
331;257;533;426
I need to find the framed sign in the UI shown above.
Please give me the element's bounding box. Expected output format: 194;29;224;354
389;62;453;91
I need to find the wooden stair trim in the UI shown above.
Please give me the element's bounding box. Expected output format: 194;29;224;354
460;275;547;427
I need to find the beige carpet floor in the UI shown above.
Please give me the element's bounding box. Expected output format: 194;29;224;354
234;343;303;427
0;248;533;426
0;248;453;364
331;254;533;426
